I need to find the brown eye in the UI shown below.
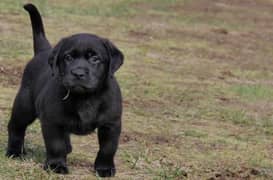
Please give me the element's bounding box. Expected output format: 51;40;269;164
64;54;73;62
86;51;100;64
88;56;100;64
86;51;97;59
86;52;94;59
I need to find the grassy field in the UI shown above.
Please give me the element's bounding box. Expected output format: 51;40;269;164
1;0;273;179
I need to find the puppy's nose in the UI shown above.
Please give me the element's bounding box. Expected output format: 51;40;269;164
71;68;87;79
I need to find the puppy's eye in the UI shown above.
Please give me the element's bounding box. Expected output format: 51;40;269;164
86;51;100;64
64;54;73;62
86;52;95;59
88;56;100;64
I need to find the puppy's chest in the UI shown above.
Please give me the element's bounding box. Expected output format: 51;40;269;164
67;100;101;134
77;100;100;123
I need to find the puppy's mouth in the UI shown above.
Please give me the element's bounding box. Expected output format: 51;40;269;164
62;80;97;97
65;83;95;93
71;85;90;93
62;85;94;100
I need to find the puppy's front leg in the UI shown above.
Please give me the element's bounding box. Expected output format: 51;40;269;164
95;123;121;177
42;124;69;174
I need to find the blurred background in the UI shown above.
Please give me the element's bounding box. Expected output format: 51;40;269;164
0;0;273;179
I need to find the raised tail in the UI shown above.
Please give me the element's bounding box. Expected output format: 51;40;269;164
24;4;51;55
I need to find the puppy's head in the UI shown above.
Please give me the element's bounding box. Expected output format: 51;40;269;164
49;33;123;94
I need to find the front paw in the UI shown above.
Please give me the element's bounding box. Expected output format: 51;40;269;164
95;159;116;177
44;159;69;174
95;166;116;177
6;148;26;158
95;153;116;177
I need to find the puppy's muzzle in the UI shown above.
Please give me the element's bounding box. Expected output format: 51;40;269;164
71;68;88;80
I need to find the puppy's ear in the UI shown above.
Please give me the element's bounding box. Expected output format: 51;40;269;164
103;39;124;77
48;40;64;76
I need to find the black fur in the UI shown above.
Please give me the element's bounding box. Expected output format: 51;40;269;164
6;4;123;177
23;4;51;55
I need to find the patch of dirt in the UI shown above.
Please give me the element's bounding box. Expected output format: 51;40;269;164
123;98;162;111
207;167;264;179
120;132;138;144
120;131;180;146
0;15;15;33
128;30;153;41
217;94;273;119
171;0;221;14
218;70;237;80
211;28;229;35
0;64;22;86
172;0;273;17
68;158;93;169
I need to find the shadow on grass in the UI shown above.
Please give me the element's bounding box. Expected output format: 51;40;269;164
23;143;45;164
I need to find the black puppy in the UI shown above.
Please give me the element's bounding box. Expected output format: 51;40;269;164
6;4;123;177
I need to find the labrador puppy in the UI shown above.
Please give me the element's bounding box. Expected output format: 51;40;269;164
6;4;123;177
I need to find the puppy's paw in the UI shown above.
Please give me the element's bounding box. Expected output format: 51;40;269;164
44;160;69;174
95;165;116;177
6;149;25;158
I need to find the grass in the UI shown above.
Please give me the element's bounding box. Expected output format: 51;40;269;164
231;84;273;101
1;0;273;179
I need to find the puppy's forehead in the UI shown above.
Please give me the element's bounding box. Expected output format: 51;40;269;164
61;34;105;54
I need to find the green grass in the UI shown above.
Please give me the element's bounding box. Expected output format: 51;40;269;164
1;0;273;179
231;85;273;101
184;129;208;138
220;108;251;125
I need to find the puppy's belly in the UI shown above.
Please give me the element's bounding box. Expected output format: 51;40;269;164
66;120;97;135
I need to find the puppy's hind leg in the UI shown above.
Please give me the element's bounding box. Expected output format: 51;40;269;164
6;88;36;158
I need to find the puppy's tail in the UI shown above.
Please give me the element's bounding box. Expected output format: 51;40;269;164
24;3;51;55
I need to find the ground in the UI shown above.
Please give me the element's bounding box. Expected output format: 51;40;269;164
0;0;273;179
